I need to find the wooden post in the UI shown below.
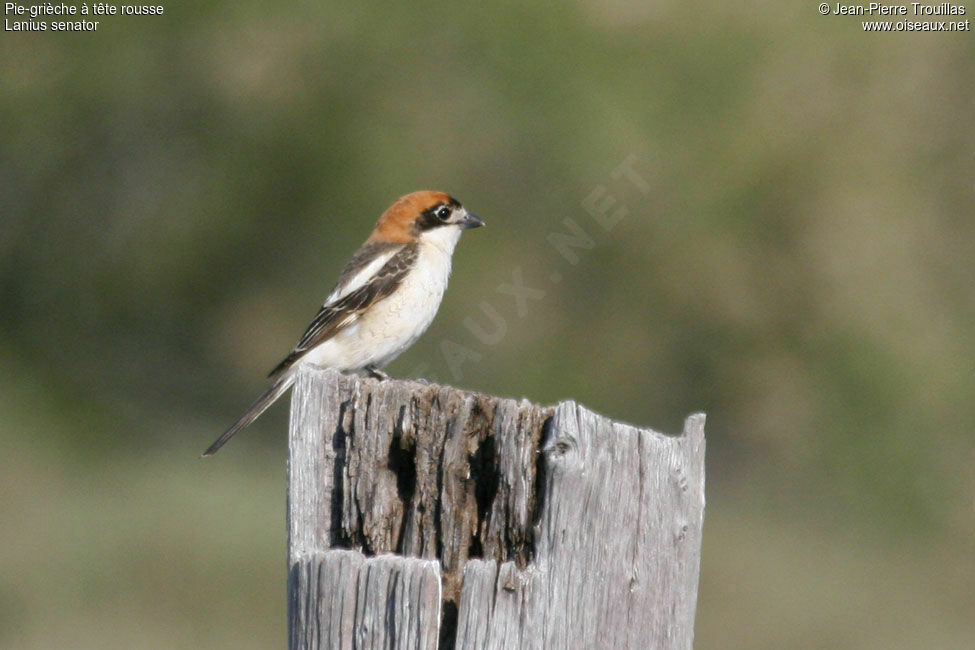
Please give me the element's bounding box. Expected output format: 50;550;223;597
287;367;705;650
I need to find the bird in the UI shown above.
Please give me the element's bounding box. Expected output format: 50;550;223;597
202;190;485;456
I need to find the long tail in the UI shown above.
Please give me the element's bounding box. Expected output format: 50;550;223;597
201;372;296;457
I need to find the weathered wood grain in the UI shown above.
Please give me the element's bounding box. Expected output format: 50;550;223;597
288;550;441;650
287;367;705;649
453;405;706;650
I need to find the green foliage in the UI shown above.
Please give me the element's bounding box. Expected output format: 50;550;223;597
2;2;972;647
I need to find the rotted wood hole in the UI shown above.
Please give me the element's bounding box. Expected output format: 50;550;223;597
288;368;705;650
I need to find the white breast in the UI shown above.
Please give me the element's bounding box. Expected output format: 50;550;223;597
300;227;461;372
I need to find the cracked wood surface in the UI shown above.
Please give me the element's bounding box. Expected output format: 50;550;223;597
287;367;705;650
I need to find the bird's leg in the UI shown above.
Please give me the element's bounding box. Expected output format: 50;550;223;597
365;365;389;381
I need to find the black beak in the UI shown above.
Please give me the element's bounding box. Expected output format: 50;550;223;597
460;212;486;229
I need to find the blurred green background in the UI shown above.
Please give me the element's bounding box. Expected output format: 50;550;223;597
2;1;973;648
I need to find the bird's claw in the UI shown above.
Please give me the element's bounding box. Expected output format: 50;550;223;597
365;366;390;380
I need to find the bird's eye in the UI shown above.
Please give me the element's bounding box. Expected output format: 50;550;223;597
436;206;451;221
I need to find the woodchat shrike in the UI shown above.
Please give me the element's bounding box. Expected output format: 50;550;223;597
202;190;484;456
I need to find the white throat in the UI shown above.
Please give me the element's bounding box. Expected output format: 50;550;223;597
420;225;463;256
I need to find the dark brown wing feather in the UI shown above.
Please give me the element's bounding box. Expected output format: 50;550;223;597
268;243;419;377
332;241;402;295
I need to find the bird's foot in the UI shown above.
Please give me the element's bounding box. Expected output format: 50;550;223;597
365;365;390;381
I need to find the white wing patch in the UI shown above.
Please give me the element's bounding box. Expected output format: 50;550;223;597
325;246;401;305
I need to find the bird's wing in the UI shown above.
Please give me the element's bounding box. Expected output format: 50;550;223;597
268;242;419;377
325;241;403;304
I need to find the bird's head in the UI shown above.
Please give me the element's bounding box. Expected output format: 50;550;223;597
370;191;485;246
